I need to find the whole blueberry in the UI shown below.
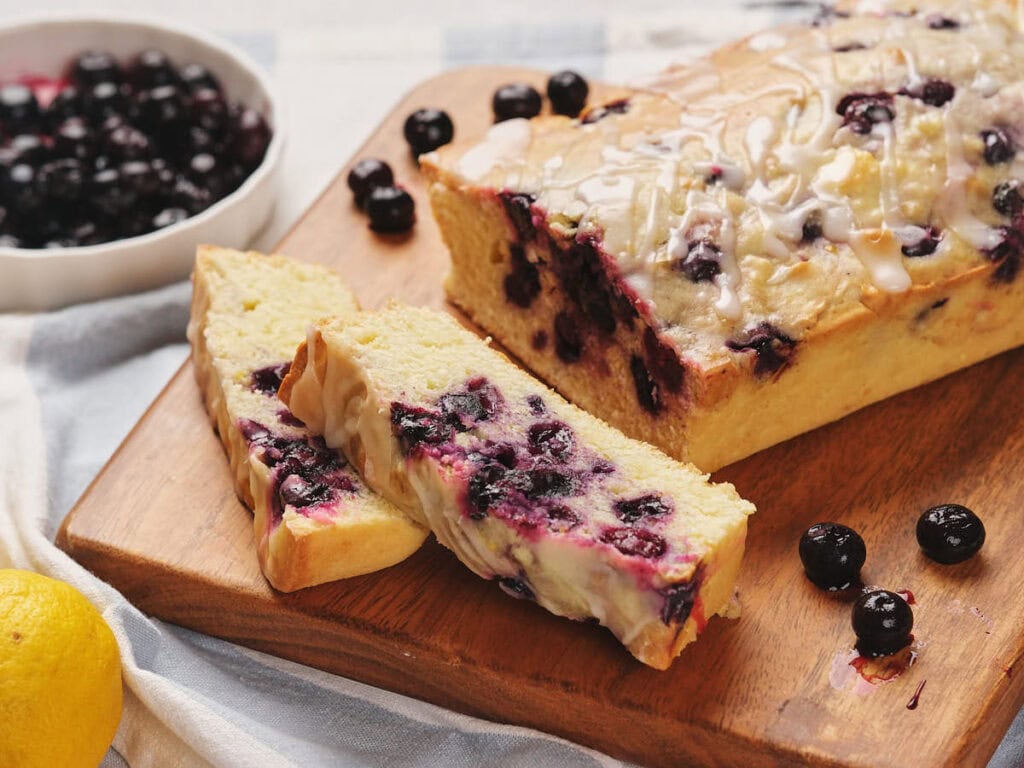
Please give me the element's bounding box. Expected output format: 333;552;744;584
45;86;83;128
547;70;589;117
366;186;415;233
119;160;159;198
135;85;188;133
84;81;128;121
179;63;221;93
3;164;43;213
230;108;272;168
403;108;454;156
131;49;179;89
36;159;85;201
852;589;913;657
69;50;122;87
916;504;985;564
347;158;394;209
798;522;866;590
104;125;151;162
7;134;48;165
53;118;96;161
190;87;229;134
153;207;189;230
89;168;136;216
0;85;40;133
493;83;542;122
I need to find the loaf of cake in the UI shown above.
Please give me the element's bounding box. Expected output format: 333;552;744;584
422;0;1024;471
279;304;754;669
187;246;428;591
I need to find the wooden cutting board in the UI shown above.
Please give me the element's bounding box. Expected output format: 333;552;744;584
58;66;1024;768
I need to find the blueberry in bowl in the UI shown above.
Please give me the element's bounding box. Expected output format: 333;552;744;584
0;15;283;311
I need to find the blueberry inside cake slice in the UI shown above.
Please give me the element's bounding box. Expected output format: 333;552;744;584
187;246;427;591
280;305;754;669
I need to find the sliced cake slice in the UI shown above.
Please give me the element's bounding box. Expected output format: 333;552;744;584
279;304;754;669
187;246;428;591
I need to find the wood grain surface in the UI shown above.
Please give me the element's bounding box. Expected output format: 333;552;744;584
57;66;1024;768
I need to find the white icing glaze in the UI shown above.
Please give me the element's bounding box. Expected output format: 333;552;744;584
747;32;788;52
457;119;531;181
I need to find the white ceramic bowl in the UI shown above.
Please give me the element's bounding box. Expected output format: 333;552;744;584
0;13;283;311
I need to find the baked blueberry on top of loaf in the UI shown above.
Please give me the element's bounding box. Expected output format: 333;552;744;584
187;246;427;591
280;305;754;669
422;0;1024;471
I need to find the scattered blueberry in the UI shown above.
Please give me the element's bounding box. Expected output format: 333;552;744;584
798;522;866;590
493;83;542;122
547;70;588;117
916;504;985;564
347;158;394;209
982;128;1015;165
403;108;454;156
993;180;1024;218
366;185;415;233
852;589;914;657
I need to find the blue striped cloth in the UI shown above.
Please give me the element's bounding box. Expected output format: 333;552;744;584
2;1;1022;765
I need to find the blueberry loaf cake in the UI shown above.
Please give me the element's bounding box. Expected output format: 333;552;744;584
279;305;754;669
187;246;427;591
422;0;1024;471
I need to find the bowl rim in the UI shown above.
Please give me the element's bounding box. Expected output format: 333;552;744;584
0;10;285;262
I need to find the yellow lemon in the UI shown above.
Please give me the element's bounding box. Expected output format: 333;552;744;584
0;569;122;768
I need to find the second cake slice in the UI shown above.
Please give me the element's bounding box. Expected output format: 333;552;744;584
280;305;754;669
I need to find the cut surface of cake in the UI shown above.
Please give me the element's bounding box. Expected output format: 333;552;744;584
187;246;428;591
279;304;755;669
422;0;1024;471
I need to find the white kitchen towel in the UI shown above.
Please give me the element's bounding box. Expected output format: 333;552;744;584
2;2;1023;767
